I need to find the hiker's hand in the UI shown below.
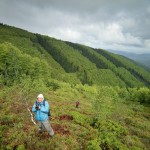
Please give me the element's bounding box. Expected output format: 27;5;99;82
35;105;40;110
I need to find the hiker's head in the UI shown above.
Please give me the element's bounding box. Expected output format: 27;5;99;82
37;94;44;102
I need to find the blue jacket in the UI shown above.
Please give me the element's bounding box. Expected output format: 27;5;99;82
32;100;49;121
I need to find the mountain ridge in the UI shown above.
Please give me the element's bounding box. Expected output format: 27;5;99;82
0;23;150;87
108;50;150;69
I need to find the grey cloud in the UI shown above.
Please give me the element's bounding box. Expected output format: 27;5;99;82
0;0;150;53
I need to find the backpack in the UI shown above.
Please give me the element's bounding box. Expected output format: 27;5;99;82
36;100;51;116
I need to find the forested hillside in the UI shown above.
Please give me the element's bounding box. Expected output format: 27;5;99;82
0;23;150;88
0;23;150;150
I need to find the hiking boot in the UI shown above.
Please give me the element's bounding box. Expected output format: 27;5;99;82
39;130;43;134
50;134;54;138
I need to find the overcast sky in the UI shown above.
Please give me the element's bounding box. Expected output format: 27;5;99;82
0;0;150;53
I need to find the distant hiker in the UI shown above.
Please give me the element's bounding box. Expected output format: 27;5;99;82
32;94;54;137
76;100;80;108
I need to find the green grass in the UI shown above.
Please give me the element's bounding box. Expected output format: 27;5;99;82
0;82;149;150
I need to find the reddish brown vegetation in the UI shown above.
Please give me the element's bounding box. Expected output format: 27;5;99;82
52;124;70;135
59;115;73;121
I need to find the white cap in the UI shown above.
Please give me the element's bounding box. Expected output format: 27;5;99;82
37;94;44;100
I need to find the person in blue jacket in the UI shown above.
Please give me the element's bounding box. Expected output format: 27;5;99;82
32;94;54;137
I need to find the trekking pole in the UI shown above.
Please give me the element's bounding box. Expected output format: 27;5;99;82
27;107;36;125
25;97;36;125
19;82;37;125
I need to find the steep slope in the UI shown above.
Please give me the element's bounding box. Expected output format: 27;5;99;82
95;49;150;86
66;42;146;87
0;24;64;72
36;35;126;86
0;23;150;87
0;24;81;85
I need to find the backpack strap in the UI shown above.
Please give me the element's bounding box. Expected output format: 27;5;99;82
43;100;45;106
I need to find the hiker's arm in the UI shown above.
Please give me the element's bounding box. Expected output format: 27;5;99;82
32;103;37;112
41;101;49;113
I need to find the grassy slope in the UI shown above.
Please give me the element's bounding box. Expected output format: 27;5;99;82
0;84;150;150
